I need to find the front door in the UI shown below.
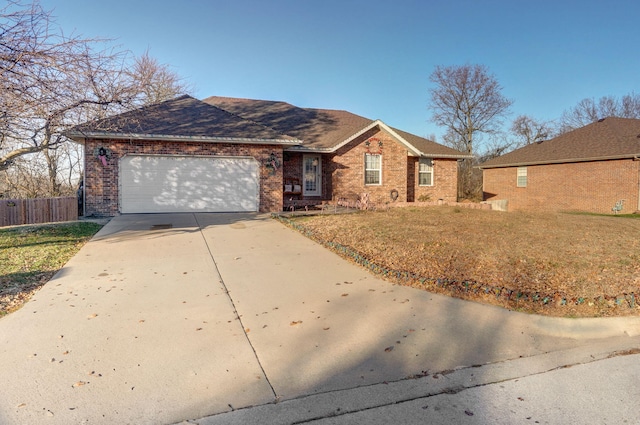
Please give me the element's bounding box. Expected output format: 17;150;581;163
303;155;322;196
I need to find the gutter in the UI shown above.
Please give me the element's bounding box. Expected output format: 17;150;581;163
285;145;334;153
283;145;471;159
65;131;303;146
417;152;473;160
284;120;472;159
478;153;640;169
636;156;640;212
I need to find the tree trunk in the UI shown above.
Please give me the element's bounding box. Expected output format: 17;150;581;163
44;149;61;196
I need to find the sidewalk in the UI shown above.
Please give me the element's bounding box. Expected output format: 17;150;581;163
191;340;640;424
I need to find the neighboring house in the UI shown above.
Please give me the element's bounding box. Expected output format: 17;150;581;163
479;117;640;214
68;95;469;216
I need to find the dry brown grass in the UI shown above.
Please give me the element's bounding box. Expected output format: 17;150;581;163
283;207;640;317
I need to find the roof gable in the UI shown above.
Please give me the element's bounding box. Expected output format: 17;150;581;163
480;117;640;168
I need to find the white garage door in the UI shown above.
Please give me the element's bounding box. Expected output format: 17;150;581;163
119;155;259;213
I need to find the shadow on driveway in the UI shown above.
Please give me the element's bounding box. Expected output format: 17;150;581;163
0;212;636;425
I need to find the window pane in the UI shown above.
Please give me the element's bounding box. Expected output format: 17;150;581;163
419;173;432;186
419;158;433;186
365;170;379;184
365;154;380;169
517;167;527;187
365;154;381;185
419;158;433;172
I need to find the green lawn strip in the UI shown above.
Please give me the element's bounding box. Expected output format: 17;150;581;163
567;211;640;219
0;222;103;316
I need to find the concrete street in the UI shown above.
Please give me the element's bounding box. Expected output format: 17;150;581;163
0;213;638;424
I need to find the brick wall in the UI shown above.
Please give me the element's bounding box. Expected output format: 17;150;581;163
281;128;461;207
409;157;459;202
483;159;640;214
329;128;410;205
84;139;283;216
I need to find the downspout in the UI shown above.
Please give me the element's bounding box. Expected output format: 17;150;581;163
636;156;640;212
82;142;87;217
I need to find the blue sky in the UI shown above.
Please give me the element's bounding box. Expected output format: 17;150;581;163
41;0;640;141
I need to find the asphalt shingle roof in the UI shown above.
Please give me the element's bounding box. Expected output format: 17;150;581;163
68;95;298;143
480;117;640;168
70;94;469;157
204;96;468;157
203;96;374;150
390;126;473;158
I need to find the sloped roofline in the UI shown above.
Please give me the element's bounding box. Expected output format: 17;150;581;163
286;119;472;158
478;117;640;169
65;95;303;146
478;153;640;169
66;130;302;146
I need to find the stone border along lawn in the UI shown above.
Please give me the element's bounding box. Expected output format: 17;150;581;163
273;214;639;317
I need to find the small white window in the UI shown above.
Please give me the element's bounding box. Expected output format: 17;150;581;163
517;167;527;187
365;154;381;185
419;158;434;186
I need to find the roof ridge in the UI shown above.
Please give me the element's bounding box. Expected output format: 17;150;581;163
204;95;298;108
208;99;299;141
601;116;639;144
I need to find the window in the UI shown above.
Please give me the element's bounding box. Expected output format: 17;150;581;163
418;158;434;186
365;153;381;185
517;167;527;187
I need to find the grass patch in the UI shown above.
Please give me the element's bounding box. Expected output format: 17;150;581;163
282;207;640;317
0;221;103;316
567;211;640;219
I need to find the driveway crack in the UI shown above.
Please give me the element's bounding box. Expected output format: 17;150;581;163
193;214;278;400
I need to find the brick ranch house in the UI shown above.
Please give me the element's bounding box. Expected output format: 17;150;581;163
68;95;470;216
479;117;640;214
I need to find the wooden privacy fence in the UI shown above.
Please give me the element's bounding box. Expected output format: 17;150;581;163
0;197;78;227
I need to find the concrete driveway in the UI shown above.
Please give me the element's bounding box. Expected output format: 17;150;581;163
1;213;639;424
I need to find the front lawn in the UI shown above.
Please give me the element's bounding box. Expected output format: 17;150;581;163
0;222;103;316
281;207;640;317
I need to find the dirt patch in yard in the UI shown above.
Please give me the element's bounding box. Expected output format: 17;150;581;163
279;207;640;317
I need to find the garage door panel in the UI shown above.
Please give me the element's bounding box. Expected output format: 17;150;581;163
120;155;259;213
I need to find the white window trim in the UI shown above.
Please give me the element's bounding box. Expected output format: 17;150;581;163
418;158;434;186
364;153;382;185
517;166;527;187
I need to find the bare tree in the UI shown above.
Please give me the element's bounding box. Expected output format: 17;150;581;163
443;129;513;201
620;93;640;118
0;1;135;172
510;115;555;147
127;50;191;107
559;92;640;133
428;64;513;199
2;153;51;198
0;1;190;197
